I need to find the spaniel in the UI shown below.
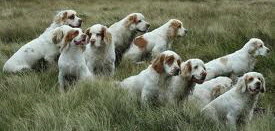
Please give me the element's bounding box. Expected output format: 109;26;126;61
166;59;206;105
190;77;232;108
123;19;188;63
57;25;93;92
3;10;82;73
108;13;150;66
84;24;115;76
205;38;270;80
202;72;266;130
118;50;181;105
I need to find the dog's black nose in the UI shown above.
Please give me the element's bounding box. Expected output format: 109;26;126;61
146;23;150;28
255;82;261;89
267;48;271;53
79;19;82;24
184;29;188;33
175;68;180;75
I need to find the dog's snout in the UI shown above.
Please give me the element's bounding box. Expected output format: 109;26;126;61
146;23;150;28
184;29;188;33
201;71;207;80
90;39;96;44
175;68;180;75
255;81;261;89
79;19;82;24
82;34;86;40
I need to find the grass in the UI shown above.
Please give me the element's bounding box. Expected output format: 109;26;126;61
0;0;275;130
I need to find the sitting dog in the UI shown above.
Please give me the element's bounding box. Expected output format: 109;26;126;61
118;50;181;105
57;25;93;92
190;77;232;108
3;10;82;73
205;38;270;80
84;24;115;76
166;59;206;105
202;72;266;130
123;19;188;63
108;13;150;66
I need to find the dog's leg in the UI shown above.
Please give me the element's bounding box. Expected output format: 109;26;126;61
58;71;65;92
226;113;237;131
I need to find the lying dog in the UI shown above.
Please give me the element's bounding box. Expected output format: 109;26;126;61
123;19;188;63
84;24;115;76
205;38;270;80
190;77;232;108
118;50;181;105
3;10;82;73
108;13;150;66
57;25;93;92
202;72;266;130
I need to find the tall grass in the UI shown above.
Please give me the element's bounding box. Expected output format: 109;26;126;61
0;0;274;130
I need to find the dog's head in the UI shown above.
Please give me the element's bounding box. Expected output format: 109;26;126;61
167;19;188;38
245;38;270;56
124;13;150;32
152;50;181;76
210;77;233;99
85;24;112;48
180;59;207;84
54;10;82;28
236;72;266;94
52;25;87;52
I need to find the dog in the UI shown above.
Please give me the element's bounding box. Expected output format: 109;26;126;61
190;77;232;108
84;24;115;76
108;13;150;66
166;59;206;105
118;50;181;105
205;38;270;80
57;25;93;92
3;10;82;73
123;19;188;63
202;72;266;130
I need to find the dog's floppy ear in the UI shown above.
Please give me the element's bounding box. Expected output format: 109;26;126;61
102;26;112;44
259;74;266;93
236;76;247;93
60;30;79;51
52;28;64;44
152;54;165;74
54;11;68;24
181;61;192;77
124;14;137;28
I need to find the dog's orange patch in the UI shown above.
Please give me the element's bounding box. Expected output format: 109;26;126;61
61;30;79;51
134;36;147;49
152;54;165;74
165;55;175;66
168;19;182;38
102;27;112;44
124;14;138;28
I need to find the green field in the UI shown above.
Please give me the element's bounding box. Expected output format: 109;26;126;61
0;0;274;130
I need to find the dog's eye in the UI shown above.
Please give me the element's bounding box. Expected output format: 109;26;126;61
138;20;142;23
194;66;198;69
96;33;101;36
259;45;263;48
68;15;75;19
203;66;206;70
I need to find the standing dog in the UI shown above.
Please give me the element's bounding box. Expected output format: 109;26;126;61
202;72;266;130
84;24;115;76
205;38;270;80
118;50;181;105
57;26;92;92
3;10;82;73
108;13;150;66
167;59;206;105
123;19;188;63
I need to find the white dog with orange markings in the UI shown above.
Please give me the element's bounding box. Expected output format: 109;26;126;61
108;13;150;66
190;77;233;108
3;10;82;73
118;50;181;105
166;59;207;105
123;19;188;63
202;72;266;130
57;25;93;92
205;38;270;80
84;24;115;76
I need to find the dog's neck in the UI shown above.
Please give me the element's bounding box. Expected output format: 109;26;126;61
172;75;195;100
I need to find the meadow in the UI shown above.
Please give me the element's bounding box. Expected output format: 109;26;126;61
0;0;274;130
